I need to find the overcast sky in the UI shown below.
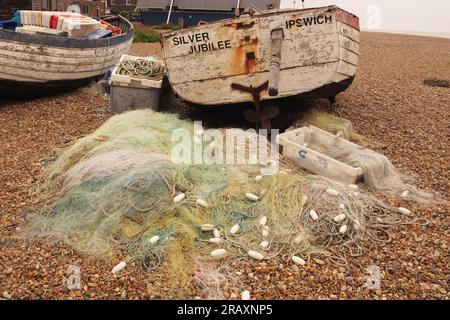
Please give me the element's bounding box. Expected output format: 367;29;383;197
280;0;450;34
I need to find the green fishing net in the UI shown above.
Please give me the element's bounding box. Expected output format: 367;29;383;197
26;109;422;298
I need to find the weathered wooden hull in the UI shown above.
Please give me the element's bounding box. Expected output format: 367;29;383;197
162;6;359;106
0;16;133;91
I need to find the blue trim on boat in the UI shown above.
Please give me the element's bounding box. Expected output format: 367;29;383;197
0;28;133;48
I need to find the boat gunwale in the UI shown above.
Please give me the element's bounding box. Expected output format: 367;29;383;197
161;5;357;39
0;15;134;49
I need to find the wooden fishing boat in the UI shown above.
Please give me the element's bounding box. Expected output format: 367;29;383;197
0;14;133;95
162;5;359;127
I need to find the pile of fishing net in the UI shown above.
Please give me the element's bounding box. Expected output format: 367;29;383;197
290;109;354;139
26;109;428;298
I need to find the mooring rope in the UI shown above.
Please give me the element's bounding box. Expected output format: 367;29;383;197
116;58;165;80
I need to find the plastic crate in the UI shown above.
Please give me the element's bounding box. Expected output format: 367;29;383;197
111;55;164;89
110;55;164;114
276;126;364;184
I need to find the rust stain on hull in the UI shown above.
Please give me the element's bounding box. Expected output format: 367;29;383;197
232;37;259;75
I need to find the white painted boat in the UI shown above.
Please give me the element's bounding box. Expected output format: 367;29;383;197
0;15;133;95
162;6;359;111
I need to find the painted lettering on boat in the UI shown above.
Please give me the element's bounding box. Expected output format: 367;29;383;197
172;32;210;45
172;32;232;54
285;14;333;29
188;40;232;54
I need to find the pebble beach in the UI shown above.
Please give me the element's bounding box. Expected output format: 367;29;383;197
0;31;448;300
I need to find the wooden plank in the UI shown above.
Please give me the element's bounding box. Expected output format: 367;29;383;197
0;38;132;59
0;55;122;74
339;34;359;55
163;11;338;59
0;63;113;81
164;9;340;84
172;62;339;105
338;21;360;43
167;33;340;84
329;72;351;83
340;47;358;66
0;47;126;67
336;60;357;77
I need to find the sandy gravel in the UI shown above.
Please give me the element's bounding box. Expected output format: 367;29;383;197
0;33;448;300
128;42;162;58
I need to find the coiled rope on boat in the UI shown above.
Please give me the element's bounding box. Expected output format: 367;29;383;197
116;58;165;81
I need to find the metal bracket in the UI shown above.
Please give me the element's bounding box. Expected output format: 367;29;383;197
231;81;278;130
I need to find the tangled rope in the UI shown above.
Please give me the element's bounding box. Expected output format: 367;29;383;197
116;58;165;81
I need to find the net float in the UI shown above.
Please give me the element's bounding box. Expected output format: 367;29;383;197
309;209;319;221
200;224;215;231
112;261;126;274
149;235;160;244
213;228;221;238
326;188;339;196
245;193;259;202
173;193;186;204
333;213;346;223
292;256;306;266
398;207;411;215
259;216;267;227
196;198;209;208
260;240;269;249
248;250;264;260
211;248;227;258
230;224;240;235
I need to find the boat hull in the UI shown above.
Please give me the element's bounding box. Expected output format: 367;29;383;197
0;16;133;87
162;6;359;106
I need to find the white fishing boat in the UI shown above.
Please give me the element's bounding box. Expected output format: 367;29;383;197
0;13;133;95
162;5;359;127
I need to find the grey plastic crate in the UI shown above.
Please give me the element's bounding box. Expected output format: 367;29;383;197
110;55;164;114
110;83;161;114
